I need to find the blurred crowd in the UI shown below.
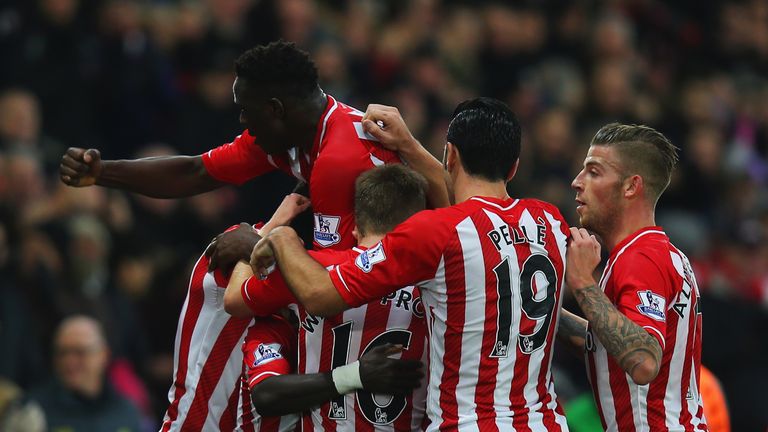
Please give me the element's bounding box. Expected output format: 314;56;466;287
0;0;767;430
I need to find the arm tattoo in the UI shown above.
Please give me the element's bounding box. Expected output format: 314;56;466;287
573;285;662;375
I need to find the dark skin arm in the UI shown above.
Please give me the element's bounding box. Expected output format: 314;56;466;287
566;227;662;385
251;344;424;417
250;226;348;317
60;148;224;198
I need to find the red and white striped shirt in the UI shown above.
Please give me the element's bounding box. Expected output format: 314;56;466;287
585;227;708;432
241;247;428;432
329;196;571;431
161;253;295;431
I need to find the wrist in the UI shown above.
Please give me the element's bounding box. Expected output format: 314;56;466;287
570;278;597;291
94;160;111;185
331;361;362;394
397;137;423;160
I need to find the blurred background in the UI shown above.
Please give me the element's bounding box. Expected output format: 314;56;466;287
0;0;766;430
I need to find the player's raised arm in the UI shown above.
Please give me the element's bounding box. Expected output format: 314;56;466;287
363;104;452;208
251;344;424;417
60;147;224;198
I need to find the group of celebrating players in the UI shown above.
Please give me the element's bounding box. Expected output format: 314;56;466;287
60;41;708;432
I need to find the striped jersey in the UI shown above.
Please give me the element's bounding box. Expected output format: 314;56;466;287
161;253;294;431
585;227;708;432
241;315;301;432
329;196;571;431
241;247;429;431
201;94;401;251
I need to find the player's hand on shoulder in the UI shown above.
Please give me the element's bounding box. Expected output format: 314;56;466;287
206;222;260;273
362;104;419;152
60;147;102;187
566;227;601;290
359;344;424;396
250;236;276;278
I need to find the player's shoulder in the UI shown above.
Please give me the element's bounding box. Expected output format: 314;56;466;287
321;96;398;156
614;228;675;271
516;198;568;220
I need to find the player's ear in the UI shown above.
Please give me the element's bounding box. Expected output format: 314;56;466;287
623;174;643;199
445;142;459;172
506;159;520;181
352;225;361;243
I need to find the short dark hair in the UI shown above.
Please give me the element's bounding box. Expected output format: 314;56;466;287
591;123;679;203
446;97;521;181
354;165;428;236
235;40;318;99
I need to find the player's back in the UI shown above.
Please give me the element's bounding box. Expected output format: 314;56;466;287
294;247;428;432
418;196;570;431
162;254;255;431
589;227;707;432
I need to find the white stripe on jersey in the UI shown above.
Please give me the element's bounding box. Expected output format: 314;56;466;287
316;96;339;157
353;121;380;142
626;374;650;432
455;216;485;430
484;210;520;432
667;251;693;431
543;210;571;430
519;209;553;432
594;344;617;431
165;270;252;431
424;256;447;430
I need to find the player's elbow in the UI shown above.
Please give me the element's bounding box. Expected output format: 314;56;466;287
301;293;340;317
628;358;660;386
250;387;283;417
223;289;251;318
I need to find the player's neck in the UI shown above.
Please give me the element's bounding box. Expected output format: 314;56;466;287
453;171;509;203
603;205;656;251
357;233;384;248
295;89;328;152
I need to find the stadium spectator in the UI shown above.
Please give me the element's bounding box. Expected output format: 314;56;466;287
29;315;141;432
251;98;571;430
559;124;707;430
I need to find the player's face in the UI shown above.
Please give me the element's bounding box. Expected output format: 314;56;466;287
571;145;626;235
233;77;286;155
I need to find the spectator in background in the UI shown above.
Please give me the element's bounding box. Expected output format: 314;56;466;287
29;315;141;432
0;378;46;432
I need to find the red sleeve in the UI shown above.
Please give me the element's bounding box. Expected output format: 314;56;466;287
242;316;297;390
241;271;298;316
201;130;277;185
241;250;338;315
328;211;445;307
613;252;673;349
